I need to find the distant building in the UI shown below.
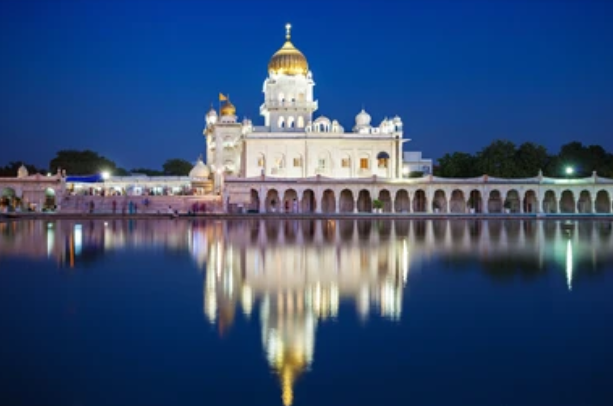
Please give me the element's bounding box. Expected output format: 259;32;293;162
402;151;433;177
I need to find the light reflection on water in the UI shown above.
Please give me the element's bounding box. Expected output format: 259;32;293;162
1;218;613;406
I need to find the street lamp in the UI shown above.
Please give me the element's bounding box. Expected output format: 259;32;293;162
565;166;574;176
101;171;110;180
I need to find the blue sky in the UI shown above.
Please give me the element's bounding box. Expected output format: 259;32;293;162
1;0;612;170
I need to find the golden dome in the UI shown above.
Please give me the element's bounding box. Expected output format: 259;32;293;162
268;23;308;76
220;100;236;116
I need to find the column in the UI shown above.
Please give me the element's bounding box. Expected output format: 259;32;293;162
354;199;359;213
259;189;266;213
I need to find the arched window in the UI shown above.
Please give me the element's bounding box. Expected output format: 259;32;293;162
288;116;295;128
278;93;285;103
278;116;285;128
297;116;304;128
377;151;390;168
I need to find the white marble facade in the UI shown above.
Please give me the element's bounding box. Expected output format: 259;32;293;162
203;24;407;183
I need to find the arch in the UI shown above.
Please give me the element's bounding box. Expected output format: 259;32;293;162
542;190;557;213
272;153;286;174
265;189;280;213
433;189;447;213
278;116;285;128
321;189;336;213
449;189;465;213
467;189;482;213
297;116;304;128
250;189;260;212
378;189;392;212
283;189;298;213
523;190;538;213
287;116;295;129
301;189;316;213
44;188;56;211
560;190;575;213
0;187;16;212
487;190;503;213
376;151;390;169
278;92;285;102
394;190;410;213
577;190;592;213
595;190;611;213
339;189;354;213
413;189;426;212
357;189;372;212
505;190;520;213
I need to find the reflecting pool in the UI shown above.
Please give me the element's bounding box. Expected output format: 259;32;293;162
1;219;613;406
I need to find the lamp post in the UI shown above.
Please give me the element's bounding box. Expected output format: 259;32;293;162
565;166;574;178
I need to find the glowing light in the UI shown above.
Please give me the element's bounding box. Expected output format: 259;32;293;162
74;224;82;256
101;171;110;180
565;166;574;176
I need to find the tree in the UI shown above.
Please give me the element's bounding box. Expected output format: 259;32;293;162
514;142;550;178
0;161;45;177
162;159;192;176
131;167;164;176
476;139;519;177
49;150;118;176
436;152;479;178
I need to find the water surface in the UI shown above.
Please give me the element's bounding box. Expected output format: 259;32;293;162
1;219;612;406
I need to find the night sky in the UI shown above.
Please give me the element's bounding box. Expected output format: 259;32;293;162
1;0;612;170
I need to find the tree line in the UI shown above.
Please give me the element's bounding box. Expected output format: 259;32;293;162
2;140;612;179
0;150;194;177
434;140;613;178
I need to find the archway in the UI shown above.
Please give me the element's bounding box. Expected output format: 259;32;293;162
595;190;611;213
523;190;537;213
249;189;260;212
432;189;447;213
559;190;575;213
283;189;298;213
44;188;56;211
488;190;502;213
321;189;335;213
357;190;372;213
505;190;520;213
1;187;16;212
577;190;591;213
265;189;280;213
301;189;316;213
339;189;354;213
467;189;482;213
413;190;426;212
542;190;557;213
378;189;392;212
449;189;465;213
394;190;410;213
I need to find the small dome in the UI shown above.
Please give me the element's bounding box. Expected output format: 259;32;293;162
313;116;330;124
268;24;309;76
355;109;371;127
17;164;29;178
393;115;402;123
220;101;236;116
189;157;210;178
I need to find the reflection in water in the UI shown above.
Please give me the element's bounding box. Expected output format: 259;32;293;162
1;218;613;405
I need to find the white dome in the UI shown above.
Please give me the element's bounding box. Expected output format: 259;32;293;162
355;109;371;127
189;158;210;178
392;115;402;123
313;116;331;124
17;164;29;178
205;107;218;125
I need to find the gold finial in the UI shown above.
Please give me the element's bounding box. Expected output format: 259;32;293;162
285;23;292;40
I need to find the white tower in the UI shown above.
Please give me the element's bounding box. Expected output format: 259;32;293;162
260;24;318;132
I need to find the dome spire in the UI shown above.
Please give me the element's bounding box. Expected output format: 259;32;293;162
285;23;292;41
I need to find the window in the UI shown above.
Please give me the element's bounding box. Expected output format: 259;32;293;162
341;158;350;168
318;158;326;169
276;158;285;168
293;158;302;167
360;158;369;169
257;158;264;167
378;158;389;168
